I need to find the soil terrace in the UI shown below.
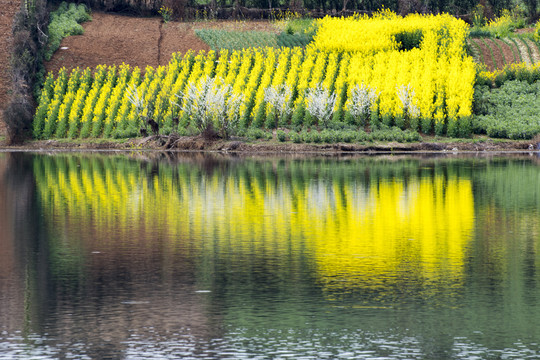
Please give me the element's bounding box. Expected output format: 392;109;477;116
43;12;277;73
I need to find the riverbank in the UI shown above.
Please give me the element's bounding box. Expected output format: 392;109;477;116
1;135;537;153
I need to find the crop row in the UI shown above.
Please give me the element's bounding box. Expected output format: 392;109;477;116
33;48;475;139
468;37;540;71
33;11;478;139
195;29;312;51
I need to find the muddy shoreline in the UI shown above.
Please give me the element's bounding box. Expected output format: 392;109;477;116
1;135;539;154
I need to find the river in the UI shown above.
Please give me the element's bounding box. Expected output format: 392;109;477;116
1;151;539;359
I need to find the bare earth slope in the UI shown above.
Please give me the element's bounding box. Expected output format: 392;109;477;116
0;0;21;136
44;12;276;74
1;8;276;137
45;12;208;73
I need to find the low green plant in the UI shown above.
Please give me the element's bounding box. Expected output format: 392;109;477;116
195;28;312;51
472;80;540;139
195;29;277;50
370;126;422;142
468;27;492;38
45;2;91;61
284;18;316;37
245;128;272;140
289;130;302;143
276;129;287;142
159;6;173;22
394;29;423;50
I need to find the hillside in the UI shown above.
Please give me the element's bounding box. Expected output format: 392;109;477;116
0;0;22;137
43;12;278;73
2;10;539;139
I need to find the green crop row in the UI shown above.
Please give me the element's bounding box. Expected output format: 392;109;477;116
473;80;540;139
195;28;312;51
45;2;91;61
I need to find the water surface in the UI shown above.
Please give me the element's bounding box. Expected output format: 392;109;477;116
1;152;539;359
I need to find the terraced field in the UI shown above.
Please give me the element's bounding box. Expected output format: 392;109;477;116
468;37;540;71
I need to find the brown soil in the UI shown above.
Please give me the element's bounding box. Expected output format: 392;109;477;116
503;38;522;63
2;135;537;153
0;0;22;137
44;12;277;74
471;38;496;71
486;39;506;69
494;38;518;65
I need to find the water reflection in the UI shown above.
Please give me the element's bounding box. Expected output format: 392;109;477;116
1;153;540;359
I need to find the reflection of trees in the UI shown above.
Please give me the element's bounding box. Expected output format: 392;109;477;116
0;153;47;335
22;153;540;356
34;154;476;303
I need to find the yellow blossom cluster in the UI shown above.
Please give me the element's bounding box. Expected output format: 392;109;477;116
34;11;477;138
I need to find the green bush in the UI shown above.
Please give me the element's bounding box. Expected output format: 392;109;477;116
245;128;272;140
284;18;316;37
469;27;492;38
394;29;423;50
289;131;302;143
45;2;91;61
276;129;287;142
371;126;422;142
472;80;540;139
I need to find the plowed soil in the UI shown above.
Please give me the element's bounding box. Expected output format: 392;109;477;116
494;38;518;66
44;12;211;73
44;12;277;73
1;10;276;136
471;38;496;71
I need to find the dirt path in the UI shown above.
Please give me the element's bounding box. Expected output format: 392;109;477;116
0;0;21;136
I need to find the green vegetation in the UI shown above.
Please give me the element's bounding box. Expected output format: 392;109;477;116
288;127;421;144
45;2;91;61
473;80;540;139
195;28;312;51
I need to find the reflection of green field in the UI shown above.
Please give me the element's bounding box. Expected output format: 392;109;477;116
34;155;478;295
24;154;540;353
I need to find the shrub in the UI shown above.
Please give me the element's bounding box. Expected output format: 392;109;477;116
276;129;287;142
345;83;379;126
305;84;337;129
175;76;243;139
3;94;34;145
245;128;272;140
371;125;422;142
45;2;91;61
394;29;423;50
289;131;302;143
472;80;540;140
